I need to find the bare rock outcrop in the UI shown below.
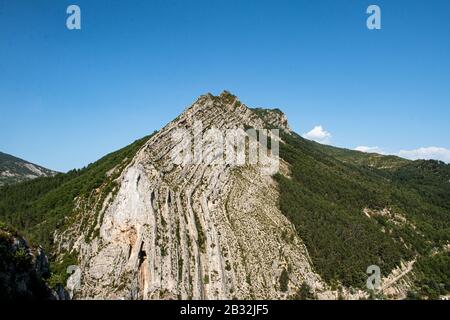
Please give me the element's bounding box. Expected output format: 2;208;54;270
56;91;366;300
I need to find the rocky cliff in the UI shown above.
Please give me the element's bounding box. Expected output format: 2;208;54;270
55;92;346;299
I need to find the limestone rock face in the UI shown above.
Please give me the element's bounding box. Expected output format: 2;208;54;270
57;92;342;300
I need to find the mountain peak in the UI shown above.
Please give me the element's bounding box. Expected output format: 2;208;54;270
219;89;236;99
0;152;57;186
54;91;311;300
181;91;290;133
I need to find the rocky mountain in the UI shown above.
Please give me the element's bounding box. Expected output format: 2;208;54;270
57;92;330;299
0;152;57;186
0;91;448;300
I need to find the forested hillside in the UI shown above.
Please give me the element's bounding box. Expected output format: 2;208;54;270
275;132;450;297
0;135;153;251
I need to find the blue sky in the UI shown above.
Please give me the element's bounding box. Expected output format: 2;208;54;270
1;0;449;172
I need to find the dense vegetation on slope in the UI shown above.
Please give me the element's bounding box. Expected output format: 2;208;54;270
0;151;56;186
0;222;53;300
314;142;409;169
412;252;450;299
0;135;152;252
275;132;450;294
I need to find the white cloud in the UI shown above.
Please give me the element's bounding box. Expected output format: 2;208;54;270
303;125;332;145
398;147;450;163
354;145;450;163
355;146;386;154
303;123;449;163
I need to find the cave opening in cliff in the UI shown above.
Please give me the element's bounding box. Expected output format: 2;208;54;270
138;242;147;267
